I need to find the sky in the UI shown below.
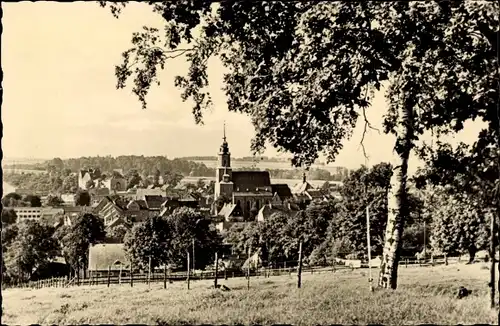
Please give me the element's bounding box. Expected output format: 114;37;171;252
1;2;485;172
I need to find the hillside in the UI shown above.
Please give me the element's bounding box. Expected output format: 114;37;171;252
2;264;496;325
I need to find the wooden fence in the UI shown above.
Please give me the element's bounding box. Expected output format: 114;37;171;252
4;264;354;290
5;255;484;290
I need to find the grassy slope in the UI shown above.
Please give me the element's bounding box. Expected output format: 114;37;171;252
3;263;498;325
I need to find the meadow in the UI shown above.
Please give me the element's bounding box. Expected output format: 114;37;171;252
2;263;498;325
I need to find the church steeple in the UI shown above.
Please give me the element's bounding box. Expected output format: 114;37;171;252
215;122;233;201
220;121;230;155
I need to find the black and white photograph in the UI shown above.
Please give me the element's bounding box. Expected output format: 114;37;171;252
0;1;499;324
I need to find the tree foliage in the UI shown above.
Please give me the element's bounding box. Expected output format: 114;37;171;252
429;188;491;263
1;209;17;225
4;221;59;281
124;216;171;270
107;224;129;243
46;195;64;207
74;190;91;206
125;207;221;270
103;1;499;289
164;207;221;269
58;213;106;275
102;1;498;166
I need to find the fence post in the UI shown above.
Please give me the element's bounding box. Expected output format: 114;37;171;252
187;251;191;290
247;246;251;290
444;253;448;266
130;262;134;288
297;240;303;289
119;265;123;285
107;265;111;287
224;268;227;280
214;252;219;289
148;256;152;287
405;259;408;268
164;265;167;289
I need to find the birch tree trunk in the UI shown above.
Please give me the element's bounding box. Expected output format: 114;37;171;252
378;102;413;290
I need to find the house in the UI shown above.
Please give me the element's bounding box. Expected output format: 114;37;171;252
124;199;152;223
61;194;76;206
79;168;127;192
256;201;299;222
101;170;127;192
89;187;111;205
135;188;165;199
144;195;165;211
78;168;101;189
94;196;127;226
88;243;130;276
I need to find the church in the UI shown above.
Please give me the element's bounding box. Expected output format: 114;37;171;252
214;125;295;221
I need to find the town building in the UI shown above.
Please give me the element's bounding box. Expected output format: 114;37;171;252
78;168;127;192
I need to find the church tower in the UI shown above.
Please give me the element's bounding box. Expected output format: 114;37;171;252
215;123;233;200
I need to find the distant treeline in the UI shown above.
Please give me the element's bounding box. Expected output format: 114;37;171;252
3;156;348;184
179;156;291;162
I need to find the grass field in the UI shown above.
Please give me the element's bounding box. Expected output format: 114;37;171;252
2;263;498;325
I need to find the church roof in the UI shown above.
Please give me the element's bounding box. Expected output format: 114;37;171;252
231;171;271;190
291;181;315;194
306;189;328;199
144;195;166;210
233;191;273;197
271;184;293;199
217;203;237;219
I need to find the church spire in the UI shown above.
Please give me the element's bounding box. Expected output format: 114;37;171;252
223;120;226;142
220;121;229;154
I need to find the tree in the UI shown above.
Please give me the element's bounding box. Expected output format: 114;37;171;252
124;216;171;270
4;220;58;281
61;174;78;193
126;169;142;189
103;1;500;289
74;190;91;206
163;171;183;188
22;195;42;207
429;189;490;263
334;163;392;259
107;224;129;243
46;195;64;207
59;213;106;278
1;209;17;225
2;224;19;251
214;194;231;214
165;207;222;269
1;193;23;207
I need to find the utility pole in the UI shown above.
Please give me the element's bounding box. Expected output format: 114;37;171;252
247;245;251;290
423;220;427;262
214;252;219;289
187;251;191;290
490;211;496;308
366;206;374;292
192;238;196;273
297;240;303;289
